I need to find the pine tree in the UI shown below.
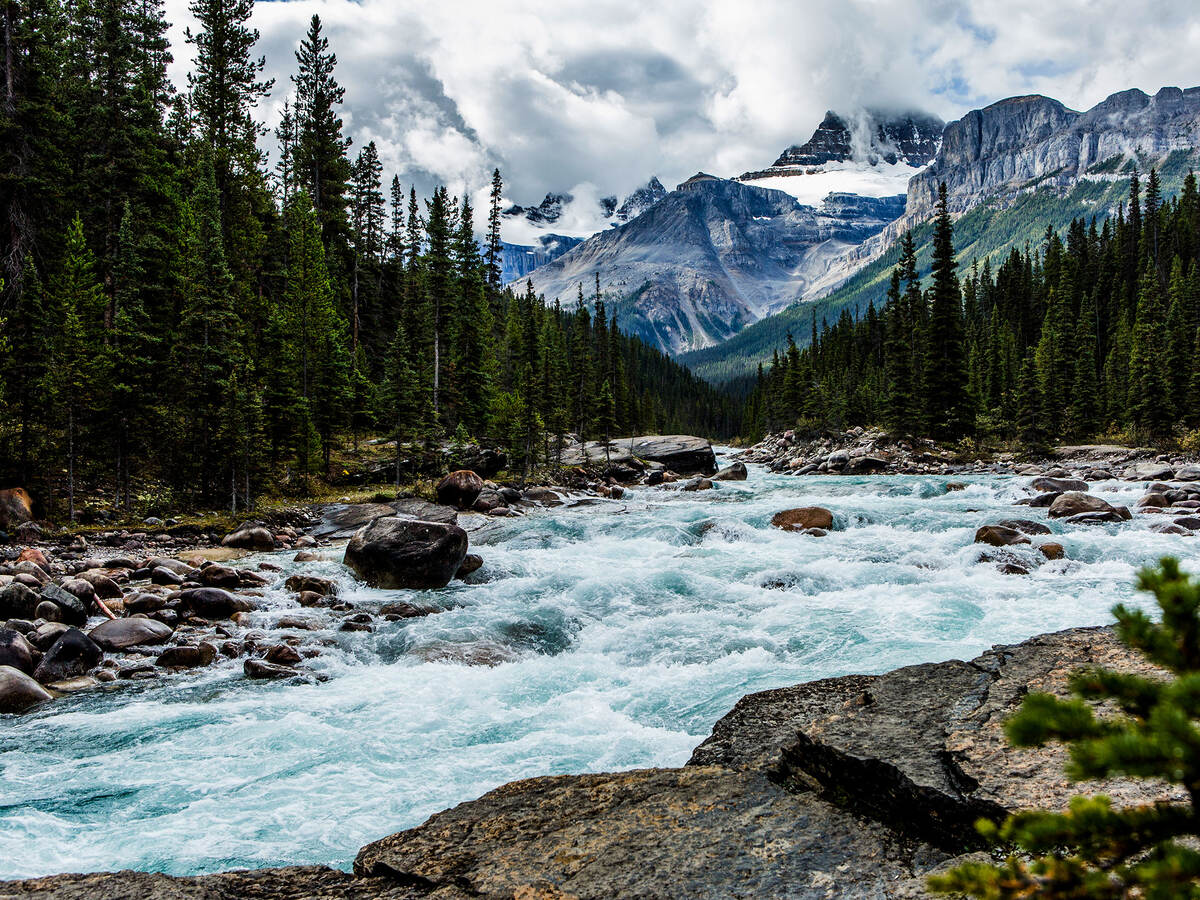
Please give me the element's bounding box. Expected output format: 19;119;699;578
1015;353;1048;454
43;214;109;521
922;183;972;440
291;14;351;284
485;167;503;291
186;0;273;236
1128;264;1171;437
883;268;917;435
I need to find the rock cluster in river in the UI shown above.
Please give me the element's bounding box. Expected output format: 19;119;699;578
2;626;1174;899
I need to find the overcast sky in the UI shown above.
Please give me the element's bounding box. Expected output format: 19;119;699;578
163;0;1200;213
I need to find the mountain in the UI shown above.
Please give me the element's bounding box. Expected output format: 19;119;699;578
682;85;1200;383
737;109;944;206
517;175;905;355
501;176;668;243
499;177;668;284
499;234;583;284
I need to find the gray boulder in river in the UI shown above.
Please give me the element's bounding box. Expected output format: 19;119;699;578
629;435;717;475
343;517;469;590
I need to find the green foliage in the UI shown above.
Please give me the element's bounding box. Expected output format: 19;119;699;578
739;168;1200;446
929;558;1200;898
0;2;733;514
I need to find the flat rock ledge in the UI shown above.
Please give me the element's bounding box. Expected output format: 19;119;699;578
3;627;1174;900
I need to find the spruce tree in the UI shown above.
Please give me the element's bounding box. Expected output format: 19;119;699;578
922;183;972;440
1128;264;1171;437
43;214;109;521
291;14;352;284
486;167;503;290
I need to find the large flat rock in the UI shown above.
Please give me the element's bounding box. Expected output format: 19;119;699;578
355;767;949;899
312;499;457;539
630;435;716;474
558;435;717;475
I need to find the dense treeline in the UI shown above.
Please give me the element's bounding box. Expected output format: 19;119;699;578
0;2;734;519
744;172;1200;448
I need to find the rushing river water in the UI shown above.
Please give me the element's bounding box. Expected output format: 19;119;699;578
3;453;1199;879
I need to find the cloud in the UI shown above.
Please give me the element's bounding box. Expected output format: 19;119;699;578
163;0;1200;218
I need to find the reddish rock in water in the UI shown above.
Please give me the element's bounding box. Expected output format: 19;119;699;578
770;507;834;532
436;470;485;509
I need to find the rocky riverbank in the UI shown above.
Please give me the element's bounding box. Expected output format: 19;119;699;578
0;625;1167;899
740;427;1200;481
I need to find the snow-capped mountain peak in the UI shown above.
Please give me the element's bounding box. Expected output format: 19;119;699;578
500;176;668;245
737;109;944;207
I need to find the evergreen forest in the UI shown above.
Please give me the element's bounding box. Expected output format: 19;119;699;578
0;2;736;519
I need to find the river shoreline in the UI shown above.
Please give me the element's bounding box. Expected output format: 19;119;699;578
3;445;1200;893
0;624;1170;899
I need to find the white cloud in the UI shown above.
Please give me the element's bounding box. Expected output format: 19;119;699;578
163;0;1200;218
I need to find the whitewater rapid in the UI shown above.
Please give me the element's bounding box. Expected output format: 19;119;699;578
2;454;1196;879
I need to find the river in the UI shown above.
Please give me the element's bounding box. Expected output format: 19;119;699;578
1;451;1194;878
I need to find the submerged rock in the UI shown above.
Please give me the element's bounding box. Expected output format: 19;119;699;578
974;524;1031;547
1048;491;1121;519
343;517;469;590
713;461;748;481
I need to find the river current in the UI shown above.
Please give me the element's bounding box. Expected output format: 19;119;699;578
2;452;1196;879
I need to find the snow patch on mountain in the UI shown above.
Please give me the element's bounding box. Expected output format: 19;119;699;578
743;160;918;207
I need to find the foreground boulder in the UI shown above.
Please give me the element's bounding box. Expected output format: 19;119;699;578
770;507;834;532
343;517;469;589
32;628;102;684
0;664;52;713
435;470;484;509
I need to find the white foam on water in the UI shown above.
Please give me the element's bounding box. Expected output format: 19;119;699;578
3;455;1198;878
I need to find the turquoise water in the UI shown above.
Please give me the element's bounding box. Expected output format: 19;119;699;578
2;455;1196;878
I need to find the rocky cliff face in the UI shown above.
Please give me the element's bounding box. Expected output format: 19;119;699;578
4;626;1175;899
758;109;943;172
499;234;583;284
520;177;905;354
907;86;1200;217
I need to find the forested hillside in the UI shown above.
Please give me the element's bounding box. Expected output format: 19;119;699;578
743;172;1200;445
683;162;1198;383
0;2;735;520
